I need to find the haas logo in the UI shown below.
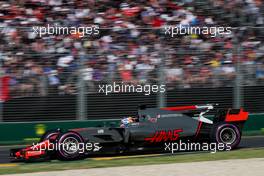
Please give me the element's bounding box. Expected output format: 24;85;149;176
145;129;183;143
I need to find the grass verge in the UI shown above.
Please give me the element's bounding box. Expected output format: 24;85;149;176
0;148;264;175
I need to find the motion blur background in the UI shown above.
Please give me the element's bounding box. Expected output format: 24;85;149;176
0;0;264;122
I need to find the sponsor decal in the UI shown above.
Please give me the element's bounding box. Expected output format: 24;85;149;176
97;129;104;134
144;129;183;143
35;124;46;136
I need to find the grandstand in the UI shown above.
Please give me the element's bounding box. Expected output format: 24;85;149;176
0;0;263;121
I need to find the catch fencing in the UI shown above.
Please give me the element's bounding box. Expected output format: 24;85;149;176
0;26;264;121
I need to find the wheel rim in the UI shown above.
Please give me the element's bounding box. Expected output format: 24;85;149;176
61;137;79;155
220;127;237;144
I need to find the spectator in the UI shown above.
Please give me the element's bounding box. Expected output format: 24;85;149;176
0;0;262;99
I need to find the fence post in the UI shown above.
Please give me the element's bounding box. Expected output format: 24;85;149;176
158;35;166;108
0;54;3;122
233;29;243;108
77;55;86;120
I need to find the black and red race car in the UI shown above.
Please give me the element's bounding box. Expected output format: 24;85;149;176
10;104;249;161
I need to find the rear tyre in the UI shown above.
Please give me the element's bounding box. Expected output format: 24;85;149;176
211;123;241;150
56;132;84;161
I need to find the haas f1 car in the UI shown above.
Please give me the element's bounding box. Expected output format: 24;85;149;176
10;104;249;161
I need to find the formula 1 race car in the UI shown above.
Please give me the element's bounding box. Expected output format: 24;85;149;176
10;104;249;161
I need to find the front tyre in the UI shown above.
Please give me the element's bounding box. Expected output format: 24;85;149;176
39;130;60;160
211;123;241;150
56;132;84;161
40;130;59;142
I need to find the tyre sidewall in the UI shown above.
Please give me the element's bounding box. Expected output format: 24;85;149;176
56;132;84;160
212;123;241;149
40;130;59;142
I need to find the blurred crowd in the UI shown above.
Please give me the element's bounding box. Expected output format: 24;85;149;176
0;0;263;98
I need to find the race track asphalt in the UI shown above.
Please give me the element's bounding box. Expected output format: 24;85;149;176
0;136;263;164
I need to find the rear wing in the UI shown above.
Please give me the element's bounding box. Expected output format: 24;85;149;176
214;108;249;123
225;108;249;122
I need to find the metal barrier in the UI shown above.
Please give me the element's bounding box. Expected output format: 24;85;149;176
0;114;263;145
